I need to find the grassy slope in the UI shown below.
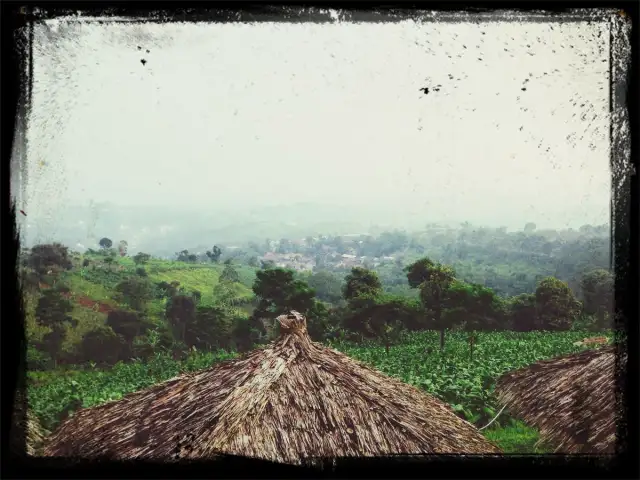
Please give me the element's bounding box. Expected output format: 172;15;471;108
33;257;257;350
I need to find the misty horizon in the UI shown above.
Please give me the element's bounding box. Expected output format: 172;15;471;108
13;15;611;250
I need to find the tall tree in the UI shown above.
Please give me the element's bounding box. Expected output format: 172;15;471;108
342;267;382;302
165;295;197;343
580;269;614;329
508;293;538;331
133;252;151;265
28;243;74;277
114;277;153;312
304;271;345;305
35;286;76;367
99;237;113;249
106;309;151;360
252;268;316;322
80;325;123;365
535;277;582;331
442;281;504;331
206;245;222;263
406;258;455;351
188;305;235;350
220;262;240;284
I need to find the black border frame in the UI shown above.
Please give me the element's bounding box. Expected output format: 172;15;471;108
2;2;637;478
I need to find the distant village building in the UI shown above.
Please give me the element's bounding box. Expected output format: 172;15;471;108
261;252;315;272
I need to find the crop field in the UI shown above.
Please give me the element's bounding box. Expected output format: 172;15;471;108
27;328;604;452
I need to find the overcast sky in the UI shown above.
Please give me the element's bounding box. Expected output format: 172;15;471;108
15;14;611;238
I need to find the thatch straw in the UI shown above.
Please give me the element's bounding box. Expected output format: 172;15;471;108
44;311;500;463
495;345;623;454
11;393;48;457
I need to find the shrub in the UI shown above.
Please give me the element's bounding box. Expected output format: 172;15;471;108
80;326;124;366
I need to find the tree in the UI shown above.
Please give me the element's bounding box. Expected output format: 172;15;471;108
231;317;265;352
406;258;455;351
304;271;344;306
404;257;436;288
442;281;504;331
580;269;614;329
342;267;382;302
304;300;334;341
41;326;67;369
524;222;537;234
220;262;240;284
133;252;151;265
80;325;123;365
187;305;236;350
165;295;197;343
252;268;316;324
33;284;75;368
99;237;113;249
176;250;190;262
535;277;582;331
114;277;153;312
106;309;151;359
135;267;148;277
28;243;73;277
206;245;222;263
508;294;538;331
341;294;416;351
35;287;74;328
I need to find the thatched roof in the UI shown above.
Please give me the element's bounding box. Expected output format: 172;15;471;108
45;311;500;463
11;393;48;457
495;345;624;454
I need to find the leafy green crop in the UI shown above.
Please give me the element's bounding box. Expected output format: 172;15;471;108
329;329;604;426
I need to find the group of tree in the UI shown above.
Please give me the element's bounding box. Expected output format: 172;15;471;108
24;236;614;370
176;250;198;263
246;259;614;353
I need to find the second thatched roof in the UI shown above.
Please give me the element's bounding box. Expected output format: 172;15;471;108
45;311;500;463
495;344;624;454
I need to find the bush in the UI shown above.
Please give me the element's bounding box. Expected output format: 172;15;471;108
135;267;148;277
570;314;600;332
27;346;49;371
81;326;124;366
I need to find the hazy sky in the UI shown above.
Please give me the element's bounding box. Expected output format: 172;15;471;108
15;14;611;237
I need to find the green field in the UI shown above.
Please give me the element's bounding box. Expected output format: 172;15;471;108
28;329;602;453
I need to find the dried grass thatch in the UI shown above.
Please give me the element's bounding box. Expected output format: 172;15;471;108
495;345;624;454
45;311;500;463
11;393;48;457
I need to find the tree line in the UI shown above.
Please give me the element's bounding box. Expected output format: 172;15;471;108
22;241;613;370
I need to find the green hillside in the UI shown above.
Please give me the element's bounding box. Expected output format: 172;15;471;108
26;253;258;362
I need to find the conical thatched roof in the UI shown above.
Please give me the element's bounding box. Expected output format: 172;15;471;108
495;345;624;454
45;311;500;463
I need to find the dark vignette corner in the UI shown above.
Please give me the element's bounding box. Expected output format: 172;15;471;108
1;1;32;476
2;2;638;479
609;0;639;474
